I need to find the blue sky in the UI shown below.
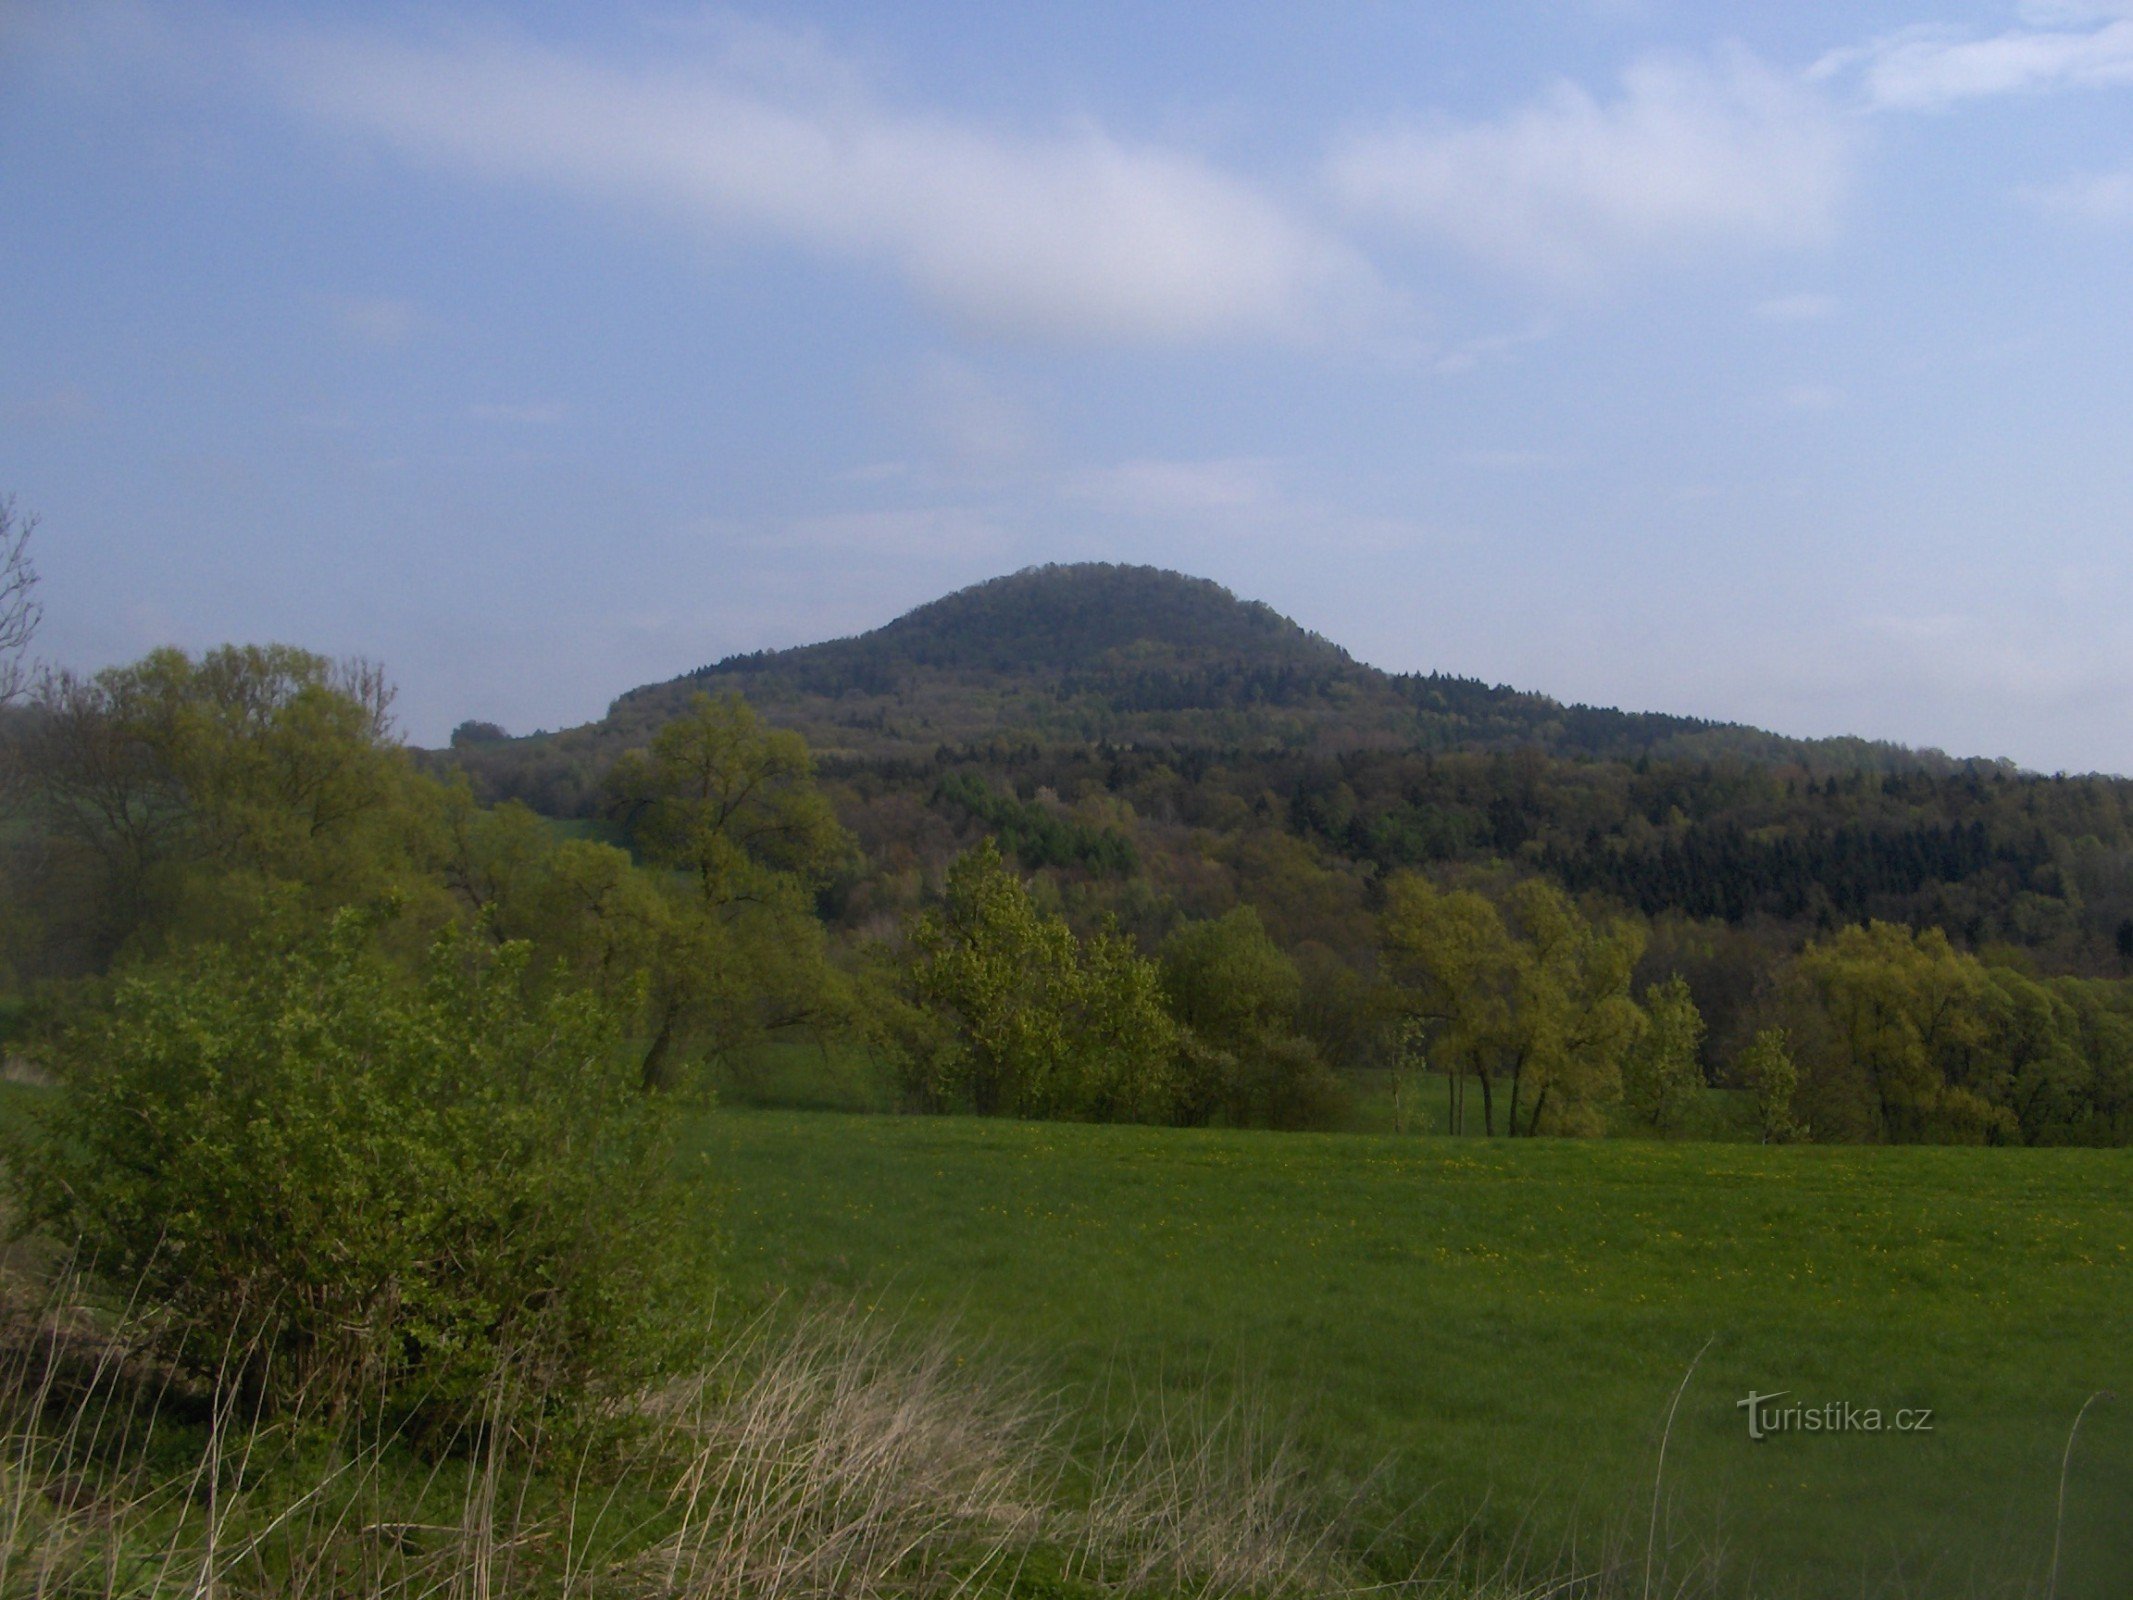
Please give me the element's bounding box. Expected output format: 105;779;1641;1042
4;2;2132;768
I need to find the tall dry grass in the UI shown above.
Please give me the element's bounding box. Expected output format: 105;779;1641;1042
0;1270;1381;1600
640;1307;1051;1598
1067;1380;1349;1598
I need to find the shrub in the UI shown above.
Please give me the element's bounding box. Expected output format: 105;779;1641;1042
5;906;710;1431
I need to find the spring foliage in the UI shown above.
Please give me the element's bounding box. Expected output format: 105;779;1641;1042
1622;975;1707;1133
1379;874;1645;1136
885;839;1177;1121
9;907;708;1427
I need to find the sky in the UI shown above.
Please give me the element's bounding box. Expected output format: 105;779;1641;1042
3;2;2133;769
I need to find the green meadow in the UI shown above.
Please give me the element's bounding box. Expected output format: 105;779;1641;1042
697;1110;2133;1597
711;1040;1765;1139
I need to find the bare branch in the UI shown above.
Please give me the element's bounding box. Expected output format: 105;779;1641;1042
0;496;44;709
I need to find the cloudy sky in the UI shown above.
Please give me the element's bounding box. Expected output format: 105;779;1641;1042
4;2;2132;768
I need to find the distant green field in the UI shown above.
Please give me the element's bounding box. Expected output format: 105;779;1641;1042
711;1038;897;1113
713;1042;1766;1140
1339;1069;1760;1140
696;1110;2133;1597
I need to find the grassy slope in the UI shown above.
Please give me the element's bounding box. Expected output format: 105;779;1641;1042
698;1111;2133;1596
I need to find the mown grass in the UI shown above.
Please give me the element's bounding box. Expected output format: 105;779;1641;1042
696;1110;2133;1597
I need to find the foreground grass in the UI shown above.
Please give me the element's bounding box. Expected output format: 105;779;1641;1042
2;1282;1358;1600
697;1111;2133;1597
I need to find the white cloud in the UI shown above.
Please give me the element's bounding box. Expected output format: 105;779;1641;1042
1863;611;1968;644
2026;164;2133;221
261;24;1373;345
1460;448;1577;471
1051;458;1436;558
1754;291;1837;321
907;355;1034;470
838;461;910;486
1330;49;1851;285
1432;321;1555;376
1817;16;2133;111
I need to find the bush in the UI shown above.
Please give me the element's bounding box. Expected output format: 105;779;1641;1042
5;906;710;1432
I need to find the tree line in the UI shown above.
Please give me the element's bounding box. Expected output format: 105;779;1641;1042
11;626;2133;1145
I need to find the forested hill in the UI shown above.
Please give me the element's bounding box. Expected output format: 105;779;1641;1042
427;562;2133;998
451;564;1994;790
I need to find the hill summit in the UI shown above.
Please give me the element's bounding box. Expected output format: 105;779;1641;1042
442;563;1993;822
700;563;1354;679
606;563;1359;742
564;562;1955;772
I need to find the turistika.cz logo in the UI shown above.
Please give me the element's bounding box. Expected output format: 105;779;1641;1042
1736;1391;1935;1441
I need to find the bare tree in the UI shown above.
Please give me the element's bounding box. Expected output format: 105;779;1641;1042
0;496;41;709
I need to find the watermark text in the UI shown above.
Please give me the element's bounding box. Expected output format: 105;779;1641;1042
1736;1391;1934;1440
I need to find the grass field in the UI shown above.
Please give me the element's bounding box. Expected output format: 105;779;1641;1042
695;1110;2133;1597
712;1039;1764;1139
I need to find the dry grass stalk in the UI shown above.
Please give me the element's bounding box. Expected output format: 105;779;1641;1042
1067;1380;1352;1599
640;1306;1050;1599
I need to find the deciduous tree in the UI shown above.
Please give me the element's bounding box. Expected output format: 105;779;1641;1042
1380;874;1642;1136
7;908;707;1430
1623;975;1706;1134
896;839;1176;1120
603;693;851;1086
1737;1027;1799;1143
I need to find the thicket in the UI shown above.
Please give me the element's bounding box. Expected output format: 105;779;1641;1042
9;908;704;1431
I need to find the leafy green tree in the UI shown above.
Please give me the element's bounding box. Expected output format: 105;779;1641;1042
1380;874;1642;1137
1737;1027;1799;1143
603;693;850;1087
1159;906;1300;1046
1789;921;2011;1143
1500;879;1645;1137
1622;975;1706;1134
898;838;1081;1114
895;839;1176;1120
1074;919;1183;1122
606;691;845;904
18;644;432;969
7;907;707;1430
1379;875;1516;1134
1158;906;1342;1127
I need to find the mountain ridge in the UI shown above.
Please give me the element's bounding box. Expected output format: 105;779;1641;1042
601;562;1999;772
442;563;2012;819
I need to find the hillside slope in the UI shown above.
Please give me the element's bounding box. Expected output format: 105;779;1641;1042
456;564;1982;778
434;564;2133;988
